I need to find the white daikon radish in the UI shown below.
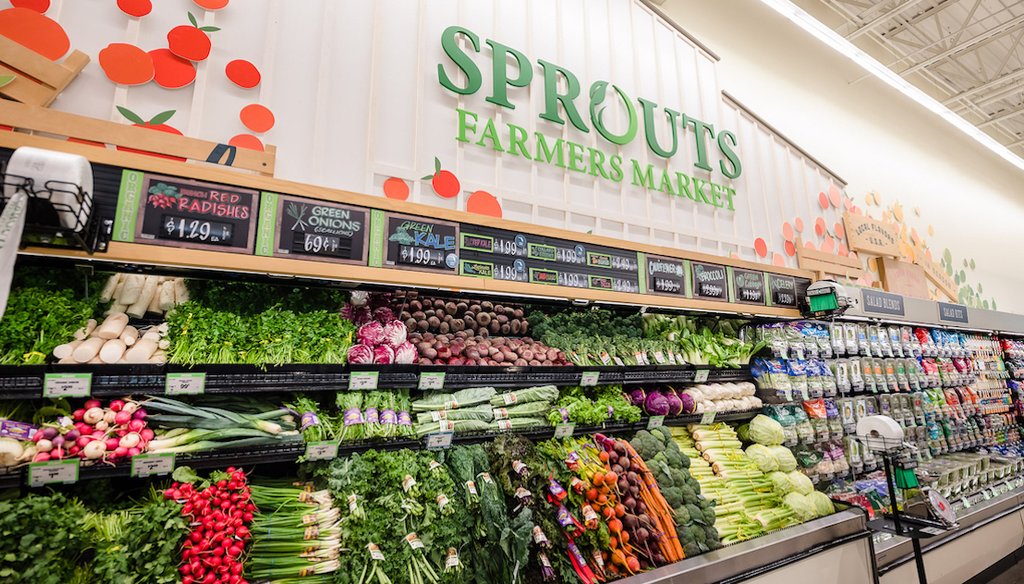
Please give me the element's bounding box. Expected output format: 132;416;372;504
156;323;169;336
158;281;176;312
112;278;125;303
88;356;104;364
53;340;82;360
94;312;128;340
99;274;121;303
72;337;105;363
120;325;138;346
158;339;170;350
149;350;167;364
119;274;145;305
127;276;158;319
173;278;189;304
98;272;120;303
142;331;161;342
124;339;158;363
99;339;126;364
105;303;128;316
146;283;162;314
73;327;87;341
84;318;97;337
57;356;76;364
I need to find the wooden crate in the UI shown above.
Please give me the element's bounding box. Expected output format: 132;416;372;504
0;37;88;107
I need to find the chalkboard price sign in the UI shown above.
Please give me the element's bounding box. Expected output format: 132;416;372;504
692;262;727;301
267;195;369;264
647;255;686;297
768;274;798;307
733;269;765;305
385;213;458;273
133;172;258;253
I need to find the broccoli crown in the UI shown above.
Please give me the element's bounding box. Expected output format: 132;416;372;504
704;525;721;546
674;505;692;525
683;542;702;558
662;489;684;510
686;503;706;526
680;485;698;506
701;506;716;526
662;448;685;468
631;431;661;459
652;425;673;444
686;525;707;545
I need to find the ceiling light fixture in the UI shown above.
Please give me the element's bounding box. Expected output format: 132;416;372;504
758;0;1024;174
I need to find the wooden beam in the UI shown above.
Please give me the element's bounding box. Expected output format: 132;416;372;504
0;37;79;88
0;101;276;175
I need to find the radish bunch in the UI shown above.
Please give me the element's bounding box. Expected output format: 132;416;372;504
31;398;152;462
165;467;254;584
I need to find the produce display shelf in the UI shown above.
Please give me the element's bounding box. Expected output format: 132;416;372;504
3;410;761;490
616;509;871;584
0;363;753;398
873;475;1024;573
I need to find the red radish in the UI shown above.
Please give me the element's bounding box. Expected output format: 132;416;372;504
114;411;132;425
140;428;155;441
128;447;142;456
72;408;85;421
33;452;50;462
84;399;101;409
110;399;125;412
105;437;120;451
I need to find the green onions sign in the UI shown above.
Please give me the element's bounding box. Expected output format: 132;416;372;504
438;25;741;212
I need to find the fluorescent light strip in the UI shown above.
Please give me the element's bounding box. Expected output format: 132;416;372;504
758;0;1024;173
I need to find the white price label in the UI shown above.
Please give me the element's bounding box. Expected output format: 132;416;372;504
165;372;205;395
27;459;79;487
580;372;600;387
349;372;379;390
419;372;445;390
693;369;710;383
701;411;717;424
130;453;175;477
43;373;91;398
304;441;340;461
425;431;454;450
368;543;385;561
554;423;575;439
647;416;665;429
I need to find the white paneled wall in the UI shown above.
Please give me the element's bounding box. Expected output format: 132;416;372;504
47;0;845;267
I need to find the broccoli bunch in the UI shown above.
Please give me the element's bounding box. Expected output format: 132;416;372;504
630;427;722;555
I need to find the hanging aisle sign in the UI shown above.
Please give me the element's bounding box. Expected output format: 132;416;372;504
114;170;258;253
254;193;370;264
843;213;899;257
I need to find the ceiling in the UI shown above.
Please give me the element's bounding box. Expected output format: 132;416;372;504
801;0;1024;154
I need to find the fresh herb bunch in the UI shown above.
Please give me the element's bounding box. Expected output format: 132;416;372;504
186;279;347;315
0;492;91;583
0;286;96;364
166;301;355;365
547;385;642;427
86;489;188;584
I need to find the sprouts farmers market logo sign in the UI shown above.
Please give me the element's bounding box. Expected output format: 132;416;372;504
438;26;742;211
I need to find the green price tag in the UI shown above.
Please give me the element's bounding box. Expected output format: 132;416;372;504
580;372;600;387
701;411;717;425
647;416;665;429
131;453;175;478
165;373;205;395
304;441;340;461
43;373;91;398
693;369;710;383
28;459;79;487
419;372;445;390
425;432;454;450
349;372;379;390
554;423;575;439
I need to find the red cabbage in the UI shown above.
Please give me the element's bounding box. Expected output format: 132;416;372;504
347;344;374;364
679;391;697;414
644;391;670;416
357;321;385;346
664;388;683;416
394;341;417;364
373;344;395;365
628;388;647;406
383;320;408;348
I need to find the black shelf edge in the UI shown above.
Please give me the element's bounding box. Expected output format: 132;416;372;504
0;363;753;398
4;410;761;489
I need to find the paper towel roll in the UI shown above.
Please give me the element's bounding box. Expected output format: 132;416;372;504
856;415;904;452
0;192;27;319
5;146;93;231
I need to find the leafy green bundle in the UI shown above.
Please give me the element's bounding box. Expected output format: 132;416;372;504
0;493;91;583
546;385;642;427
0;286;96;364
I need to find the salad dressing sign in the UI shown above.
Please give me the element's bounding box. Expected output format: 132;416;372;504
115;170;258;254
384;213;459;273
255;193;369;264
691;262;727;301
